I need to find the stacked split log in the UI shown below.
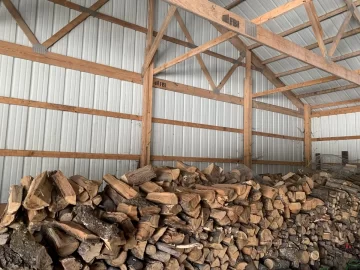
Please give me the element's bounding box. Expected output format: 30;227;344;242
0;163;359;270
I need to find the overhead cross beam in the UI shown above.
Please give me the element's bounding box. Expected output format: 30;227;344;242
3;0;40;45
251;0;306;25
142;5;177;74
153;31;238;75
212;24;305;109
44;0;108;49
328;11;352;57
304;0;327;57
217;54;245;92
346;0;360;22
277;49;360;77
224;0;245;10
161;0;360;91
253;70;360;98
174;10;217;91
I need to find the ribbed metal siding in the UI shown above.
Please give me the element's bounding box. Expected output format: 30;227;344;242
0;0;306;202
312;113;360;163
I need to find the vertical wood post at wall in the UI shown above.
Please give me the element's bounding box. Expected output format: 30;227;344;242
304;104;312;168
244;49;252;168
140;0;155;167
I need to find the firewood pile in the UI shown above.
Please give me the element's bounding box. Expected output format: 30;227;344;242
0;162;359;270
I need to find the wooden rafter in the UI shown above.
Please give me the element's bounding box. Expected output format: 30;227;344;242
224;0;245;10
153;31;238;75
311;97;360;109
312;105;360;117
142;5;177;73
276;49;360;77
251;0;305;25
50;0;255;69
140;0;155;167
263;23;360;65
3;0;39;45
297;83;357;98
162;0;360;89
328;11;352;57
304;0;327;57
252;74;354;98
346;0;360;22
217;55;245;92
243;50;252;168
174;10;217;91
249;0;360;51
212;23;304;109
43;0;108;49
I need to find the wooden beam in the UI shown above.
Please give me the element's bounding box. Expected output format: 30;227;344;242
263;23;360;65
3;0;39;45
212;23;304;110
0;150;140;160
304;0;327;57
312;135;360;141
140;0;155;167
252;160;304;166
311;98;360;109
153;31;238;75
224;0;245;10
0;95;302;141
276;49;360;78
174;10;217;91
0;96;141;121
142;5;177;73
0;40;142;84
346;0;360;23
296;83;358;98
244;50;252;168
249;1;360;51
0;40;302;117
152;117;304;141
162;0;360;86
151;155;303;166
311;105;360;117
217;55;244;92
48;0;251;68
42;0;108;49
251;0;305;25
253;74;347;98
304;104;312;168
328;11;352;57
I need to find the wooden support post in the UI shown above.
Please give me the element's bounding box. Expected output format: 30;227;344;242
140;0;155;167
244;50;252;168
304;105;312;168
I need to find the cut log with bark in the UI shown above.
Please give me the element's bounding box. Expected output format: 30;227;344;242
23;171;53;210
120;165;156;185
103;174;138;199
50;170;76;205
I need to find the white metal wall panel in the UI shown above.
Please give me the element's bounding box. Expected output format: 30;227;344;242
312;113;360;163
0;0;306;202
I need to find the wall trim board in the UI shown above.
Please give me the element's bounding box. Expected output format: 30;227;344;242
0;150;140;160
312;135;360;141
0;150;304;166
153;118;304;141
0;95;304;141
0;40;302;118
0;96;142;121
311;106;360;117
